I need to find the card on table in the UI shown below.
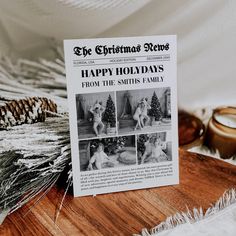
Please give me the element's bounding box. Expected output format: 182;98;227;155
64;35;178;197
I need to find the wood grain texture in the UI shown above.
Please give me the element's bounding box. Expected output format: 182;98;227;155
1;149;236;236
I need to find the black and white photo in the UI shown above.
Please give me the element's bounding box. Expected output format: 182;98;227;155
116;87;171;135
79;135;137;171
76;91;117;139
137;132;172;164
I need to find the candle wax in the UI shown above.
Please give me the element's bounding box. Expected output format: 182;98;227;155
214;113;236;128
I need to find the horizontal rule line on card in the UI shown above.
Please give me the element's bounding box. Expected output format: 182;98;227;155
73;59;170;67
73;54;170;61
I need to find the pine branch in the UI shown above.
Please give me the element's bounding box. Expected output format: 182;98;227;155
0;116;71;220
0;51;71;223
0;49;71;224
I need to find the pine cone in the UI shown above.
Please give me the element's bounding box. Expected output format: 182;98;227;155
0;97;57;129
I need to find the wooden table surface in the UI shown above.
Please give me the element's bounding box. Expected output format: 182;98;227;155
1;149;236;236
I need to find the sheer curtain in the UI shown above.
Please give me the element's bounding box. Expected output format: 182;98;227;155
0;0;235;108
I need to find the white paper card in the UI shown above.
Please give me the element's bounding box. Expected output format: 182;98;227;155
64;35;178;197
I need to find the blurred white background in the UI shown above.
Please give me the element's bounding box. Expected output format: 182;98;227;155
0;0;235;109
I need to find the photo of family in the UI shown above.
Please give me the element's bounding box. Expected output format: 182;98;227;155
79;135;137;171
76;92;117;139
116;88;171;135
137;132;172;164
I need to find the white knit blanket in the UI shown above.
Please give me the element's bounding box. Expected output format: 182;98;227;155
137;189;236;236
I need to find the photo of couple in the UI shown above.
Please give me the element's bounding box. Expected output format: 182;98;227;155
137;132;172;164
117;88;171;135
76;92;117;139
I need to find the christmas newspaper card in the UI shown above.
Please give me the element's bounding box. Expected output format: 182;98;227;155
64;35;178;197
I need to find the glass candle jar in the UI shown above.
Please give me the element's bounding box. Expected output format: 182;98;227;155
205;106;236;159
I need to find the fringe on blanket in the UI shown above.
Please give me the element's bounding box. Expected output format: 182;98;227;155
135;188;236;236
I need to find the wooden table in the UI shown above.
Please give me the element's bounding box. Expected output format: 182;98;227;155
1;149;236;236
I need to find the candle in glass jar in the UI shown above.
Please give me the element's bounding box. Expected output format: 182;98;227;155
205;106;236;159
